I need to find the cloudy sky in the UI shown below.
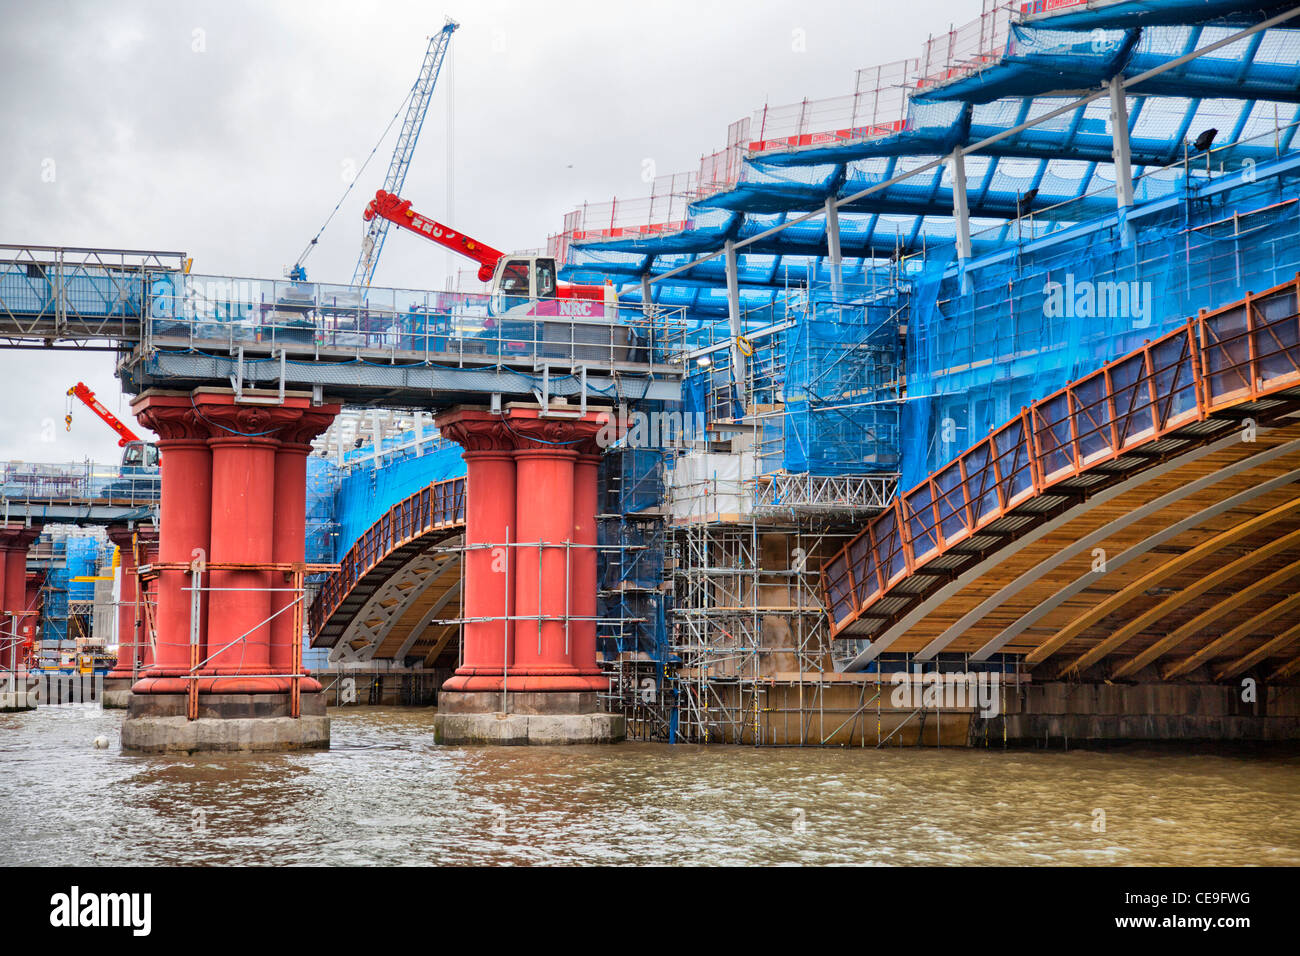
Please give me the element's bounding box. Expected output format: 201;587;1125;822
0;0;970;463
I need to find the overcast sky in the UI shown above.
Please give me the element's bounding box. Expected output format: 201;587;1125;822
0;0;973;463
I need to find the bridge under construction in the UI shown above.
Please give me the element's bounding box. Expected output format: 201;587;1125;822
3;0;1300;749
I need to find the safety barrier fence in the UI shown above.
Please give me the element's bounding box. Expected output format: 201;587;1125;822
0;253;687;371
1;462;160;506
822;275;1300;634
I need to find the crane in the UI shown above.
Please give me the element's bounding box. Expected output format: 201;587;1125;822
352;18;459;288
363;189;617;318
65;382;158;470
66;383;141;446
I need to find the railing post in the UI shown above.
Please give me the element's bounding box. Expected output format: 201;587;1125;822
1022;407;1043;494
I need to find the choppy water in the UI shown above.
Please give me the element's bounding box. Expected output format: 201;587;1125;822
2;705;1297;866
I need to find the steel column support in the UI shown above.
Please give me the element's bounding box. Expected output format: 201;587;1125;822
949;148;971;263
1109;74;1136;245
824;196;843;299
949;148;972;293
1109;75;1135;210
724;239;747;409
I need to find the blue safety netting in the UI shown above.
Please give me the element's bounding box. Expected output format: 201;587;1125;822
305;456;340;563
560;7;1300;333
675;281;906;474
36;533;105;646
333;443;466;558
599;445;666;515
781;290;903;475
65;537;99;601
925;19;1300;106
902;151;1300;489
596;516;669;661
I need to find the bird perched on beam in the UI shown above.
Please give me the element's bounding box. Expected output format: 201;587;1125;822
1015;188;1038;217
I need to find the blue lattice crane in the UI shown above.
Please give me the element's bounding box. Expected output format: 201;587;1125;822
351;17;458;288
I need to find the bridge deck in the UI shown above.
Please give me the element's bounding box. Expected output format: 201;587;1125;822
2;462;159;525
0;245;682;406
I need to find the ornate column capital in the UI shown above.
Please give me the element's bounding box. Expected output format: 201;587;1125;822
106;524;159;558
0;524;42;552
278;407;341;447
436;405;618;456
132;392;207;441
179;390;342;444
435;408;518;452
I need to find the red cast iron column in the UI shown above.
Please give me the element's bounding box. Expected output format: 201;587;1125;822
0;527;40;670
269;406;338;684
194;391;311;691
20;569;44;668
0;541;12;670
131;393;212;693
512;439;579;682
436;409;517;692
571;448;606;688
502;407;612;693
105;525;144;681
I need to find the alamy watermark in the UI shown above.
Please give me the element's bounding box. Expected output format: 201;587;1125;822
0;672;104;707
1043;273;1152;328
889;669;1001;718
595;408;708;450
49;886;151;936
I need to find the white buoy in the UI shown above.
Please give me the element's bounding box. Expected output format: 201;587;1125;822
93;736;110;750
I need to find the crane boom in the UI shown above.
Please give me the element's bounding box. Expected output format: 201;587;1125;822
66;382;142;447
352;18;459;288
363;189;504;282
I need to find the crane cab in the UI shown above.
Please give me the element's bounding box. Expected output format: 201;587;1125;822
121;440;160;472
488;255;616;320
489;255;557;315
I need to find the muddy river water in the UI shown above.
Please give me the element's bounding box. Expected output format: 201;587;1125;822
2;705;1297;865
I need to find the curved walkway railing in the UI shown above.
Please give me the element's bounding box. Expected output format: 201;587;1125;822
822;275;1300;636
308;476;465;638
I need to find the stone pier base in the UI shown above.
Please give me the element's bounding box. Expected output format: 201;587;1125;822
120;692;330;754
101;676;135;709
434;690;624;745
975;680;1300;746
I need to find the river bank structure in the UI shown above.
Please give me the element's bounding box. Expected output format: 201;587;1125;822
4;0;1300;746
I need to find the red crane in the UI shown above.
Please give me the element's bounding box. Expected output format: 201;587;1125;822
65;382;142;447
362;189;614;315
65;382;159;469
363;190;504;283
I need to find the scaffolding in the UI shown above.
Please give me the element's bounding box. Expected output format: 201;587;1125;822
594;440;673;739
666;515;872;744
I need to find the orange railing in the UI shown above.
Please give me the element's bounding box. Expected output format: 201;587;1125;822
822;276;1300;635
307;476;466;637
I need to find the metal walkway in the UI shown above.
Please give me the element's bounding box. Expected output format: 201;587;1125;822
1;461;158;525
0;244;682;407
